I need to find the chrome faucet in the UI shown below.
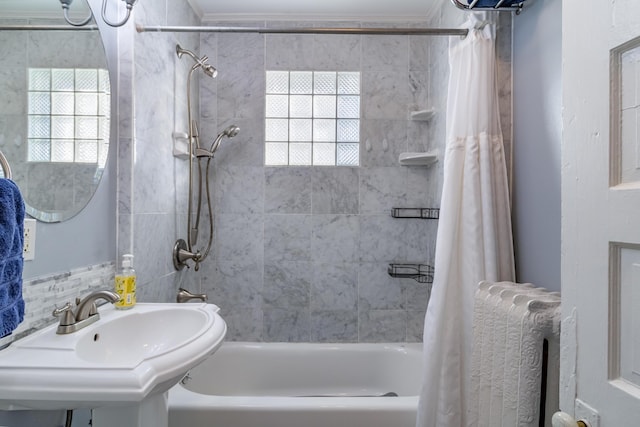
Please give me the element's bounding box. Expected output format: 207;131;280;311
52;290;120;334
177;288;208;303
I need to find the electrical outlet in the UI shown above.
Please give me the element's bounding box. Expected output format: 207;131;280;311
23;218;36;261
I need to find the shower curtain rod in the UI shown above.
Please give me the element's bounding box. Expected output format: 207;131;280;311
136;24;469;37
0;24;98;31
0;23;468;36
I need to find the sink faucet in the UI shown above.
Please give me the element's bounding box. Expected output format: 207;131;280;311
177;288;208;303
52;290;120;334
76;290;121;321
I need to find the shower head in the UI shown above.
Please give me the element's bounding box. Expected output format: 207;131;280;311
202;64;217;78
176;44;218;78
210;125;240;154
222;125;240;138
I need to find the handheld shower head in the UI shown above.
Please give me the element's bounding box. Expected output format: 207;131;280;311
223;125;240;138
176;44;217;78
210;125;240;154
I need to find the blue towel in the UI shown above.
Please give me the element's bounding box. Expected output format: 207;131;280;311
468;0;525;7
0;179;25;338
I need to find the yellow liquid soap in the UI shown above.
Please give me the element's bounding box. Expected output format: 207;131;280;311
115;254;136;309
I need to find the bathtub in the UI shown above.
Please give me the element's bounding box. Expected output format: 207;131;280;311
168;341;423;427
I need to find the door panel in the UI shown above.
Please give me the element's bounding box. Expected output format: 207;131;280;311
561;0;640;424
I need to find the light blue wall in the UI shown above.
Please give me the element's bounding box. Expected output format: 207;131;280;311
512;0;562;291
21;148;116;279
20;39;117;280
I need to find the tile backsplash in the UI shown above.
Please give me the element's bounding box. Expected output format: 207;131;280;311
1;262;115;348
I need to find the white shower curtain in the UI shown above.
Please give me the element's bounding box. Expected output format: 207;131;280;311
416;16;515;427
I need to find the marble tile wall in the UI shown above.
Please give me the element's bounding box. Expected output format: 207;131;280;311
0;262;115;349
199;15;509;343
178;12;511;343
116;0;201;302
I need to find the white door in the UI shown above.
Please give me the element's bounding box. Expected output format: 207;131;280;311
561;0;640;425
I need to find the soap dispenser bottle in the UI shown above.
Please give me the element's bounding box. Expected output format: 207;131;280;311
114;254;136;310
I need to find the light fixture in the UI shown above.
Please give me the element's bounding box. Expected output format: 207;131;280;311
101;0;138;28
59;0;93;27
59;0;138;28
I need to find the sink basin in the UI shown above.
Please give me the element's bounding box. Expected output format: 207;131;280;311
0;303;226;410
76;307;208;365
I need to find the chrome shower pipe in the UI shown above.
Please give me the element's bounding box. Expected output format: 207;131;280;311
176;44;216;253
191;126;239;267
174;44;226;271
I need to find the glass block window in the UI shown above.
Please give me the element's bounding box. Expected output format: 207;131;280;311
27;68;110;165
265;71;360;166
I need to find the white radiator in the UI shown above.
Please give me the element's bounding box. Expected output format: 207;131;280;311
470;281;561;427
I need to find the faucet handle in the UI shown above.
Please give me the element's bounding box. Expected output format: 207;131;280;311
52;302;75;326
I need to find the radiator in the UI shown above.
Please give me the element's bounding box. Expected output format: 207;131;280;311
470;281;561;427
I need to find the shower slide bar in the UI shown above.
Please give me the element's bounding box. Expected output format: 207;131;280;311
0;150;12;179
136;25;469;37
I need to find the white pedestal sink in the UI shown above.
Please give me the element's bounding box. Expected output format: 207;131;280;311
0;302;226;427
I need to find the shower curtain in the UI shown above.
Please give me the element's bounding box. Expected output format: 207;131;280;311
416;15;514;427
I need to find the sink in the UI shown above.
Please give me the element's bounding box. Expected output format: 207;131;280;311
76;307;208;365
0;303;226;410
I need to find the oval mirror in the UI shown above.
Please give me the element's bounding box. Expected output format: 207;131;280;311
0;0;111;222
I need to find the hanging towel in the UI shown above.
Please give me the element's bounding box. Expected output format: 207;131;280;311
0;179;25;338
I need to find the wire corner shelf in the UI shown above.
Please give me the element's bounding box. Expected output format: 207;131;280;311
388;264;434;284
391;208;440;220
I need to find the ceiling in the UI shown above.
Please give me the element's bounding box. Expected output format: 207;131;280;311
187;0;441;21
0;0;89;19
0;0;442;22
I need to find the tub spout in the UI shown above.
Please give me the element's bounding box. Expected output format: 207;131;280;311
177;288;208;303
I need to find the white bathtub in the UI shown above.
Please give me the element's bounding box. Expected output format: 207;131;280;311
168;341;423;427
